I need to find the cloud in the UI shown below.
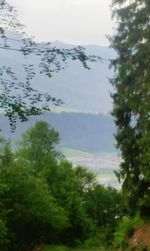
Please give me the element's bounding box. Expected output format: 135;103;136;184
9;0;113;45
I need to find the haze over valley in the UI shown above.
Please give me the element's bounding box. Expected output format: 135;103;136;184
0;34;119;186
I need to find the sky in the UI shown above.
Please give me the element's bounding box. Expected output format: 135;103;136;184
9;0;114;46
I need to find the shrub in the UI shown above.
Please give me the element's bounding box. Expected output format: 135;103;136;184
0;219;8;249
113;214;144;250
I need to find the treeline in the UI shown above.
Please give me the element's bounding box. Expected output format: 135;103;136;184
0;121;125;251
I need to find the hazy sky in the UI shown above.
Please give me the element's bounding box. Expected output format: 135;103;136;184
9;0;114;45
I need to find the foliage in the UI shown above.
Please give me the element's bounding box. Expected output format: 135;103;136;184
43;161;96;245
0;219;8;248
0;121;125;250
113;214;144;250
85;185;124;226
84;184;125;244
0;0;101;130
16;120;61;171
43;246;108;251
15;121;96;245
110;0;150;216
0;162;68;250
43;245;71;251
82;230;108;249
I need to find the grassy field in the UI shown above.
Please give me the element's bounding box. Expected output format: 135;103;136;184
62;147;91;158
62;147;120;188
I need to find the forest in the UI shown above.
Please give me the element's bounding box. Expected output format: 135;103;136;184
0;0;150;250
0;120;124;250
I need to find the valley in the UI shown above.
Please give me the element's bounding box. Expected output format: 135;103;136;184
0;112;120;187
63;148;120;187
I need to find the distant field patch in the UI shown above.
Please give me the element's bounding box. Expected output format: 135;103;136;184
62;147;91;158
62;148;120;188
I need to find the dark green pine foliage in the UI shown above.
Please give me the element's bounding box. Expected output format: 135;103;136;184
111;0;150;216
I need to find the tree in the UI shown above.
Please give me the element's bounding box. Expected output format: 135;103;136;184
16;121;60;170
45;161;95;244
0;161;68;251
8;122;95;245
84;184;125;244
0;122;127;249
110;0;150;215
0;135;69;251
0;1;101;131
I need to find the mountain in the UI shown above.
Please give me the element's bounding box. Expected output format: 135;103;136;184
0;37;118;184
0;33;115;114
0;112;116;154
0;111;120;187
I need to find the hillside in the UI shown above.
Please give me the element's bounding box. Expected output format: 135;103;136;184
0;33;115;114
0;112;116;154
0;112;120;187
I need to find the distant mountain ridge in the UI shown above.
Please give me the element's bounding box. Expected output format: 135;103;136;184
0;34;116;153
0;112;116;154
0;33;115;114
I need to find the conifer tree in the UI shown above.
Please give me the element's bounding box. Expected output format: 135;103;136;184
111;0;150;215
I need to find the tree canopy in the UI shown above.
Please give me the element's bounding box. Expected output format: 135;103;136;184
0;121;124;250
110;0;150;216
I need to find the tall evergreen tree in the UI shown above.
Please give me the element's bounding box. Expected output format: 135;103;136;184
110;0;150;215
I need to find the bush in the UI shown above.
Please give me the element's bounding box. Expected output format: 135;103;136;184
0;219;8;249
113;214;144;250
